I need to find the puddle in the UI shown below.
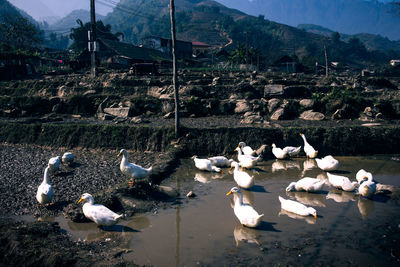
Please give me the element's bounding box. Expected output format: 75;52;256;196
30;156;400;266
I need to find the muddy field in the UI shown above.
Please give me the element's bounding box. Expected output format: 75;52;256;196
0;142;179;266
1;142;400;266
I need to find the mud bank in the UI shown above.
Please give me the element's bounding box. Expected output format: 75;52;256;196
1;120;400;157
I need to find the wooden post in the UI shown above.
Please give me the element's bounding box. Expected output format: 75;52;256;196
170;0;180;138
90;0;97;77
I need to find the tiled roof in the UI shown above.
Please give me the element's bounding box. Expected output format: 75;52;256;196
98;38;171;62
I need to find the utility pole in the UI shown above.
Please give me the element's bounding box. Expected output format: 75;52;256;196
245;31;248;65
170;0;180;138
90;0;97;77
324;45;328;77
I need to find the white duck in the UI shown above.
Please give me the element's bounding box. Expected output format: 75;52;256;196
235;147;260;169
231;161;255;189
358;176;377;198
283;146;302;157
286;177;326;192
278;196;317;218
208;156;234;167
300;133;318;158
36;167;54;206
356;169;374;184
77;193;123;227
118;149;152;184
48;156;61;173
271;143;288;159
227;187;264;228
61;152;74;166
192;156;222;172
315;155;340;171
327;172;358;192
238;142;257;156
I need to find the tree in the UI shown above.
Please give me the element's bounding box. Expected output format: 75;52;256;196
0;14;43;50
331;32;340;43
230;43;246;64
69;19;123;51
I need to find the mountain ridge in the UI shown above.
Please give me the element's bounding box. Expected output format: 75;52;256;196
215;0;400;41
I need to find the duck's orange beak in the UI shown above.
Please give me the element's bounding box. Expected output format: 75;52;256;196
226;190;233;196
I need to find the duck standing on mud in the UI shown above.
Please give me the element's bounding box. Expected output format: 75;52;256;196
36;166;54;206
118;149;152;186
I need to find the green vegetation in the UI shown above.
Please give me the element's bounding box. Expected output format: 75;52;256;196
69;19;123;51
312;87;368;119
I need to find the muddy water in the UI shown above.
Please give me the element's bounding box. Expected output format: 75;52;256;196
56;156;399;266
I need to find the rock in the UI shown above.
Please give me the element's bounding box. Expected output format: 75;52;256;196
130;116;149;124
163;112;174;119
186;191;196;198
103;107;130;118
240;114;264;124
270;108;285;120
97;112;114;121
83;90;96;96
264;84;284;97
332;109;346;120
211;77;220;86
299;99;314;109
154;185;179;198
162;101;174;113
234;100;251;114
299;110;325;121
268;98;281;113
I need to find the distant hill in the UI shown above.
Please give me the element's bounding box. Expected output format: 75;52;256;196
0;0;35;23
48;9;105;33
298;24;400;52
215;0;400;41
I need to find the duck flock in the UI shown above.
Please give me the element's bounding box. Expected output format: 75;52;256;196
37;133;381;229
192;133;379;228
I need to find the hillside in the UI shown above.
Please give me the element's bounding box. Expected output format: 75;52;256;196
103;0;332;57
298;24;400;53
48;9;105;32
216;0;400;41
101;0;400;67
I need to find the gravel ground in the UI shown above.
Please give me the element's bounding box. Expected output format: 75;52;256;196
0;143;160;217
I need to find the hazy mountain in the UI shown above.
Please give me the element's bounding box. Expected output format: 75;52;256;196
49;10;105;32
8;0;118;21
7;0;56;21
298;24;400;52
215;0;400;40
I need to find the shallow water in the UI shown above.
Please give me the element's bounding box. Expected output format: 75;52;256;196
46;156;400;266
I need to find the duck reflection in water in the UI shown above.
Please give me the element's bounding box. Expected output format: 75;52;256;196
194;172;223;184
301;158;318;176
285;191;326;207
271;160;300;173
326;190;357;203
233;225;261;247
358;198;375;219
278;209;317;225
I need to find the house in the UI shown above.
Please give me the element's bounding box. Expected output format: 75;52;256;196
97;38;170;68
192;41;211;56
390;60;400;67
140;36;192;59
273;55;298;73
